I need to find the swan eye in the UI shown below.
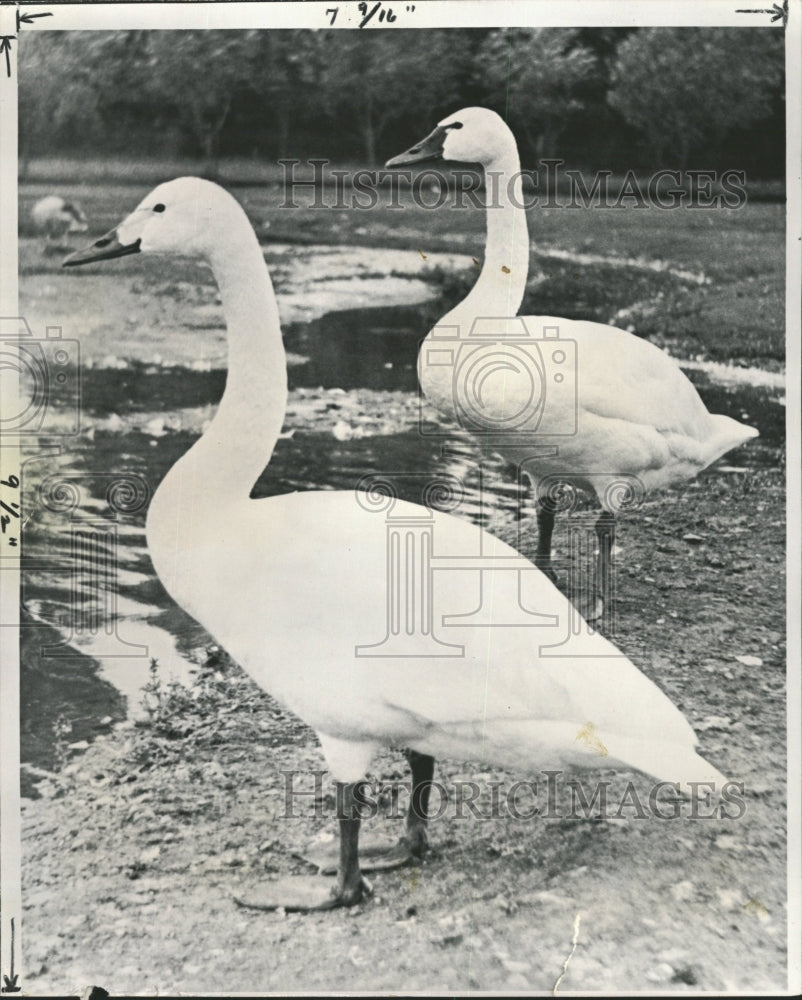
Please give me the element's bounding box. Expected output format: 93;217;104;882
153;203;166;213
447;122;463;130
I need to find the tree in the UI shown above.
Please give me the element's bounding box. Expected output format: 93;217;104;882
19;31;172;174
241;30;327;160
143;32;255;174
18;32;124;175
479;29;598;160
319;30;473;164
607;28;784;167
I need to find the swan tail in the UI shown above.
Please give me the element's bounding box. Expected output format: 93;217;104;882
701;414;759;468
421;718;728;798
599;731;729;797
674;755;731;799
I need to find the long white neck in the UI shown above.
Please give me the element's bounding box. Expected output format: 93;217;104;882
157;223;287;506
440;147;529;329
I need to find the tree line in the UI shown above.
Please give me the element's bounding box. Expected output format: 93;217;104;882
18;27;784;176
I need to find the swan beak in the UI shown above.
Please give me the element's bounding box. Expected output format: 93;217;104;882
62;229;142;267
385;125;449;167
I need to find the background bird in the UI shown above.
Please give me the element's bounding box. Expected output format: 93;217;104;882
31;195;88;253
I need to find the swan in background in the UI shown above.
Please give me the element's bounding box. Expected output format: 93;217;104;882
65;178;728;911
387;108;758;620
31;195;88;251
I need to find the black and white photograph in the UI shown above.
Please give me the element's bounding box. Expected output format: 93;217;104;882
0;0;799;994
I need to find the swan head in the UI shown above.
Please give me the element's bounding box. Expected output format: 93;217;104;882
63;177;245;266
386;107;517;169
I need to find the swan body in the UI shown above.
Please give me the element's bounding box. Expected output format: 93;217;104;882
31;195;88;242
420;313;757;497
148;486;716;787
64;177;727;908
387;109;758;611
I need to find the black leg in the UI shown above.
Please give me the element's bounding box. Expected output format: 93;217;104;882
535;505;558;583
295;752;436;876
595;510;616;627
403;749;435;857
333;780;370;905
345;750;435;869
233;780;372;911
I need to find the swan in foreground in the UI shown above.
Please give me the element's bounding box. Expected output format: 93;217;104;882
387;108;758;619
65;178;727;911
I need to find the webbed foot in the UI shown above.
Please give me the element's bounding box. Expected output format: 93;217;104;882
233;873;372;912
301;833;427;875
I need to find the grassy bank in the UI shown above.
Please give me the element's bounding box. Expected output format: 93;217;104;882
20;167;785;369
21;156;786;200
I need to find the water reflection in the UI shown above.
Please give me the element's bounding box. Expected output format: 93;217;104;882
76;300;785;451
284;304;427;393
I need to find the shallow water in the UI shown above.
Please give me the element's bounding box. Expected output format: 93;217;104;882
74;300;784;440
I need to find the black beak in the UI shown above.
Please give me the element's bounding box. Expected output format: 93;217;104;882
385;125;450;168
62;229;141;267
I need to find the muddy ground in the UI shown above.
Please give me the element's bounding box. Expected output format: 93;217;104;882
14;183;788;994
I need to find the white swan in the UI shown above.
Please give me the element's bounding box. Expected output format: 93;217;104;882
387;108;758;619
31;195;88;248
64;177;728;911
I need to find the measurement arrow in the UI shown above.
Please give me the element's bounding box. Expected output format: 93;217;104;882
1;918;21;993
16;10;53;30
0;37;13;79
1;973;20;993
735;1;788;25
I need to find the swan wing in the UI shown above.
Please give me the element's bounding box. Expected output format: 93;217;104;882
420;316;757;490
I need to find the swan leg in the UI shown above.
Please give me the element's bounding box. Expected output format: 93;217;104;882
233;781;372;911
594;510;616;625
300;750;435;873
401;748;434;856
336;749;434;870
534;505;560;584
331;781;373;904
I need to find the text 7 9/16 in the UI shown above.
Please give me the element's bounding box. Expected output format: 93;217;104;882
326;3;416;28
